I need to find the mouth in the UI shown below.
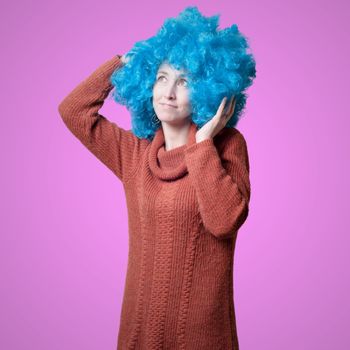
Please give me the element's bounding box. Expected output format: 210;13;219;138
160;103;177;108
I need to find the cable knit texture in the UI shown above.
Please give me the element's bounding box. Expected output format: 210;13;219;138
58;55;251;350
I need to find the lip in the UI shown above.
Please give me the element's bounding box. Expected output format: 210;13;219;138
160;103;177;108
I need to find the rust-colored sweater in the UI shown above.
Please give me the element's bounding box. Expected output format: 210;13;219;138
58;55;251;350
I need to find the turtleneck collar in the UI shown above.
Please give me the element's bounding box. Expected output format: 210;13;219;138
148;122;198;181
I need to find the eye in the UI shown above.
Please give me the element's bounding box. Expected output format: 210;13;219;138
178;78;188;86
157;75;166;82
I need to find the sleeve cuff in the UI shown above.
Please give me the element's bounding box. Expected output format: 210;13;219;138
184;138;215;155
184;137;221;173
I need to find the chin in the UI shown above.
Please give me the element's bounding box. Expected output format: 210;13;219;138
160;116;191;126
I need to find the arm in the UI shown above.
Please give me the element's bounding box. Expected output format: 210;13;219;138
184;128;251;240
58;55;148;183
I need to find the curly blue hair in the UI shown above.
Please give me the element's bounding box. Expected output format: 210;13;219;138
109;5;256;141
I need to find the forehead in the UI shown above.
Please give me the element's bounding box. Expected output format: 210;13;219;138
157;62;187;76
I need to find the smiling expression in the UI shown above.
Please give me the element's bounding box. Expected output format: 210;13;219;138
152;62;192;126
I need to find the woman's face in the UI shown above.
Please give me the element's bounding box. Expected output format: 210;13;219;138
152;62;192;126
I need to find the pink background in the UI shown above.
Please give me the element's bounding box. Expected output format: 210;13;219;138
1;0;349;349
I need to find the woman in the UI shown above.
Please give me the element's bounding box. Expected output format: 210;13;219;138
58;6;256;350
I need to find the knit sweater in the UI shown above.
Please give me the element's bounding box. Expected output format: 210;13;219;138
58;55;251;350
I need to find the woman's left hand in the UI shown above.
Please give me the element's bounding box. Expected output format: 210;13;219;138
195;96;236;142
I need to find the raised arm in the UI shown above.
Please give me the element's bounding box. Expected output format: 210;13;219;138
58;55;149;183
184;128;251;240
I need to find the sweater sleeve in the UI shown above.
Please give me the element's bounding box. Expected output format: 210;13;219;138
58;55;149;183
184;128;251;240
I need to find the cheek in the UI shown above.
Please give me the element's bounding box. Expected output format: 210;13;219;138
152;87;162;101
182;96;191;110
182;91;190;104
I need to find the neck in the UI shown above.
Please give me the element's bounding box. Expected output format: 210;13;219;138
160;120;192;151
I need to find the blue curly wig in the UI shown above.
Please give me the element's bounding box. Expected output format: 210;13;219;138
109;5;256;140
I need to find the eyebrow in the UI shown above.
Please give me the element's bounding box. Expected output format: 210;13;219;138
157;70;187;78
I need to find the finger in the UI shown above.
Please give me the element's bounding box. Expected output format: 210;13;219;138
217;97;228;117
223;97;232;117
223;95;233;111
225;97;236;118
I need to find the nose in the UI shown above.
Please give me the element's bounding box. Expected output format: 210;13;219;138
163;81;177;100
